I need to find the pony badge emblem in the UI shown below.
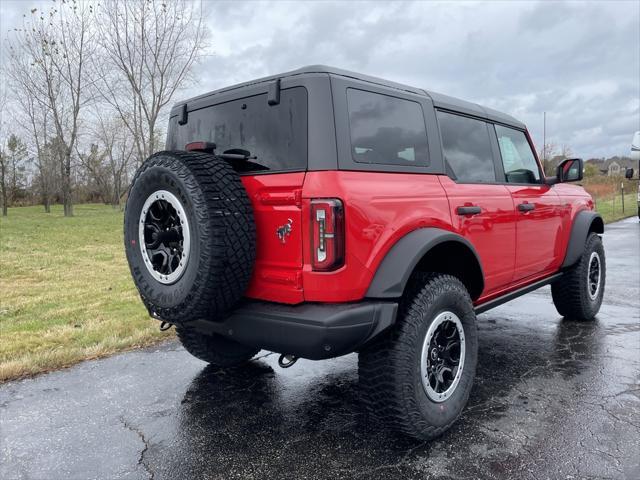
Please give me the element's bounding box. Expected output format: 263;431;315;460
276;218;293;244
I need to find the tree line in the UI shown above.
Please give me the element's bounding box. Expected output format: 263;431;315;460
0;0;207;216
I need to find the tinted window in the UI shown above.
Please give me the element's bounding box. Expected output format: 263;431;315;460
495;125;541;184
437;111;496;183
167;87;307;173
347;89;429;166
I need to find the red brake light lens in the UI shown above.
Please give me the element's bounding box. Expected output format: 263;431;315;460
311;199;344;271
185;141;216;153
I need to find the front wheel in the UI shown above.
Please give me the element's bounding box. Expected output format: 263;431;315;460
551;232;605;321
358;273;478;440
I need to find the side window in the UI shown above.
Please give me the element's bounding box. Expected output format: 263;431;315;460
495;125;541;184
436;111;496;183
347;88;429;166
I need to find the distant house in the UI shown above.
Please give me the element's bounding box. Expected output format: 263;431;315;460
607;161;621;176
585;157;633;176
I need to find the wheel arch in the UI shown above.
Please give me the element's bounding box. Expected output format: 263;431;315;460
561;210;604;269
365;228;485;301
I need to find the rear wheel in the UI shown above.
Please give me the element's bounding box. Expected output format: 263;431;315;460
176;325;259;367
358;273;478;440
551;232;605;321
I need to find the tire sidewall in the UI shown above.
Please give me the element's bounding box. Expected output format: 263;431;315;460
410;287;478;428
124;157;204;311
579;233;606;317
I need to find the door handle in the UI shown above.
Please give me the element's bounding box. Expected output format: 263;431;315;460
456;206;481;216
518;203;535;212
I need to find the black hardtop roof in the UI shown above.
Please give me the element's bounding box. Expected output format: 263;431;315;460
172;65;525;129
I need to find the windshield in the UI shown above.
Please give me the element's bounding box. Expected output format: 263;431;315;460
166;87;308;173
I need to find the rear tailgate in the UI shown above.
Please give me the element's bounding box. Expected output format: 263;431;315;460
242;172;306;304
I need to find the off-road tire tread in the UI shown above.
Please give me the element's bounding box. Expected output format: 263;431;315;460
551;232;605;321
358;273;476;440
125;151;255;323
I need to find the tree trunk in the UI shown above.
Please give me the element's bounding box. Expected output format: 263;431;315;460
43;192;51;213
1;162;7;216
62;149;73;217
112;180;120;207
41;177;51;213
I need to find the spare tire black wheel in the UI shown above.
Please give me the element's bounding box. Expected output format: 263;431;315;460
124;151;256;324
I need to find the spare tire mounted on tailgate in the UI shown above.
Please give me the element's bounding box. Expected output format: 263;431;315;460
124;151;256;323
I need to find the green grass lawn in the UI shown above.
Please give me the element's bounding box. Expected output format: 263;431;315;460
0;204;168;382
595;192;638;224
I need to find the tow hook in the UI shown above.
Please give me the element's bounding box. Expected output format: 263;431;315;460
278;354;298;368
159;321;173;331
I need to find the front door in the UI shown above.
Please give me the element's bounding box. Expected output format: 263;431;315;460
492;124;563;281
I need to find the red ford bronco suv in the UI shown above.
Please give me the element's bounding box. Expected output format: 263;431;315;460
124;66;605;440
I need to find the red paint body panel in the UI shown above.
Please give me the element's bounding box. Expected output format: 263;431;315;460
438;176;516;295
301;171;452;302
241;173;306;304
241;168;594;306
506;184;563;281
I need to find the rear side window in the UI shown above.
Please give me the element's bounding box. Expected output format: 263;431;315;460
167;87;307;173
347;89;429;167
494;125;541;184
437;111;496;183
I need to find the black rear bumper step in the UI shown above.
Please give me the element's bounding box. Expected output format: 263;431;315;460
183;273;562;359
185;300;398;360
474;273;563;314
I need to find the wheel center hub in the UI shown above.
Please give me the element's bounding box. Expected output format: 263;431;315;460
138;190;191;285
587;252;601;300
420;311;466;403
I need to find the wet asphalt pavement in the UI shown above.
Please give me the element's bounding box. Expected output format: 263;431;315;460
2;218;639;480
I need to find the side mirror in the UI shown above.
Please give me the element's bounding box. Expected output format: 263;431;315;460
545;158;583;185
556;158;583;183
625;168;634;180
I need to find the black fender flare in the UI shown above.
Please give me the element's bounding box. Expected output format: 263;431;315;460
365;227;485;299
561;210;604;268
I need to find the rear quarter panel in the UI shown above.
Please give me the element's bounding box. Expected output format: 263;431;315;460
301;171;452;302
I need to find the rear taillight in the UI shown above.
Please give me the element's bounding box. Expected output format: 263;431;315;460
311;199;344;271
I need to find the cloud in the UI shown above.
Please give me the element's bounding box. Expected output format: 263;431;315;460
2;0;639;158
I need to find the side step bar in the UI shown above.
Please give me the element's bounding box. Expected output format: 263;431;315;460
474;273;563;315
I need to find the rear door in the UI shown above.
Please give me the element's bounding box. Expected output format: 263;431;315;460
436;111;516;295
492;124;564;281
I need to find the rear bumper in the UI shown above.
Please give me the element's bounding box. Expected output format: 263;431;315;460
185;300;398;360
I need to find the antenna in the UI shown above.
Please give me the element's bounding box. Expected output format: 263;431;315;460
543;111;547;174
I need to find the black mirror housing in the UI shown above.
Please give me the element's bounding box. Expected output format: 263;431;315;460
554;158;583;183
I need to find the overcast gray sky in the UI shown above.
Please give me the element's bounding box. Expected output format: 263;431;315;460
2;0;639;159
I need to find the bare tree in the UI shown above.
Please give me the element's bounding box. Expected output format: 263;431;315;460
77;142;111;203
0;85;8;216
539;142;558;175
6;134;28;204
7;1;96;217
0;147;7;216
8;57;57;212
96;116;134;206
96;0;207;163
560;144;573;160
